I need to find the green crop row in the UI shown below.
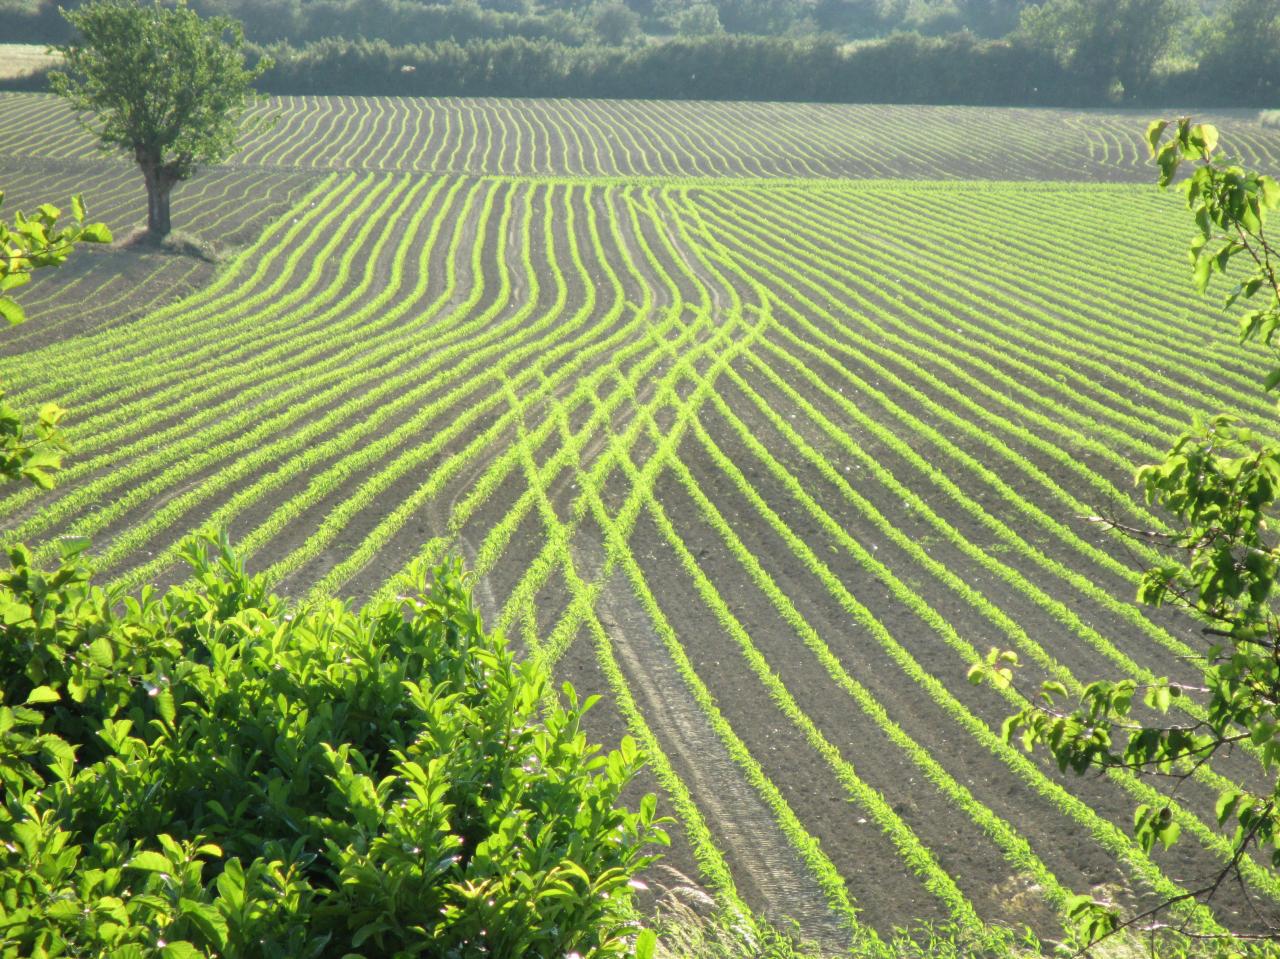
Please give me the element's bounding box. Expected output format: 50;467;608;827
0;176;470;531
11;160;1279;952
684;186;1280;786
10;93;1280;181
670;188;1261;916
682;187;1274;773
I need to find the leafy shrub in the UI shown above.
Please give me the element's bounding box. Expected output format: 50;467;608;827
0;191;110;488
0;531;666;958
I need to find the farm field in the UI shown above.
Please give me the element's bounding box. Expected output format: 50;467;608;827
6;92;1280;952
0;44;59;82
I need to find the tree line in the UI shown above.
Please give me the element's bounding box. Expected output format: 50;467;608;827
248;33;1068;105
4;0;1278;107
0;0;1018;47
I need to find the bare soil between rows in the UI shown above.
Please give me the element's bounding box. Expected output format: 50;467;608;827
8;144;1279;948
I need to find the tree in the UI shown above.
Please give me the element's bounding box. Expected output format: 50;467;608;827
1018;0;1189;99
807;0;904;38
50;0;268;240
672;2;724;37
1195;0;1280;103
972;120;1280;952
713;0;812;36
591;0;641;44
954;0;1025;38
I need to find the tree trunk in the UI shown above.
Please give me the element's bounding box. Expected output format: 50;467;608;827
140;162;174;239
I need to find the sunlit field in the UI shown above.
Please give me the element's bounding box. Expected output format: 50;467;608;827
7;91;1280;952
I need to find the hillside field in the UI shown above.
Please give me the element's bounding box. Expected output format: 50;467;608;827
6;93;1280;953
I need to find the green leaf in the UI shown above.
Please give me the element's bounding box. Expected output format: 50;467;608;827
0;296;24;326
1152;685;1172;713
156;687;176;724
58;536;92;560
1261;176;1280;210
1040;681;1069;701
41;735;75;769
38;402;66;427
179;898;228;946
1146;119;1169;156
1065;893;1095;918
1192;253;1213;294
25;685;60;704
1217;789;1242;824
1195;123;1219;156
216;857;245;907
126;850;174;873
80;222;113;244
1159;819;1182;849
635;929;657;959
161;943;204;959
71;193;86;223
0;271;29;292
1157;143;1181;186
22;466;55;489
88;637;115;668
46;900;82;921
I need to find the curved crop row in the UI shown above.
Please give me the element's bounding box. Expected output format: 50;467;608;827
7;93;1280;181
10;126;1279;952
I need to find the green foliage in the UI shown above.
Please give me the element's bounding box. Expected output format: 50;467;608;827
52;0;265;178
591;1;641;45
669;2;724;36
0;191;110;330
1195;0;1280;99
972;119;1280;952
1018;0;1190;98
0;531;666;957
51;0;269;236
9;0;1280;104
0;192;110;489
1148;119;1280;385
252;31;1064;104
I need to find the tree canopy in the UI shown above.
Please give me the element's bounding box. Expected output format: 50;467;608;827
51;0;267;238
1018;0;1189;99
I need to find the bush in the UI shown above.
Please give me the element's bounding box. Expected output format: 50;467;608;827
0;531;665;957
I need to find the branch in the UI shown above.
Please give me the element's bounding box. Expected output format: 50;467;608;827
1074;802;1276;957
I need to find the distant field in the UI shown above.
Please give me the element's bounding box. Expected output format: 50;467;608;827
0;44;58;81
4;93;1279;951
5;91;1280;180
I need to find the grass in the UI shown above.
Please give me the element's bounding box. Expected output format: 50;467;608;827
0;43;59;81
